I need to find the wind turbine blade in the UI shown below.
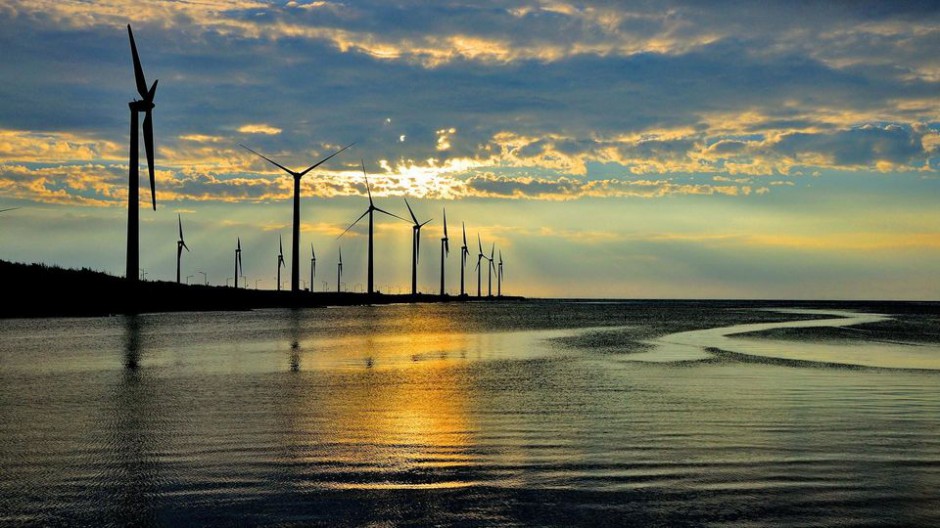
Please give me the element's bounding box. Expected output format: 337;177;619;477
178;214;183;240
0;207;21;213
237;237;241;251
444;238;449;255
127;25;148;99
297;142;355;176
419;218;432;228
279;235;283;256
404;198;418;225
360;161;374;207
146;79;158;102
339;247;343;264
490;243;495;260
338;209;369;239
478;233;483;254
311;242;315;258
240;144;296;176
183;241;190;252
373;207;410;223
143;110;156;210
443;208;448;238
462;222;467;246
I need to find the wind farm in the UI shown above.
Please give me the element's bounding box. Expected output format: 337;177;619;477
3;5;940;528
0;25;512;315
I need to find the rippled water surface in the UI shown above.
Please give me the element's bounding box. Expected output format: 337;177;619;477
1;301;939;526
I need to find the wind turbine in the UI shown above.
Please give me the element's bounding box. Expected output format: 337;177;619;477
338;161;409;295
487;243;496;297
460;222;469;297
176;214;189;284
475;234;485;298
234;237;243;289
241;142;353;294
498;250;504;297
404;198;431;296
336;247;343;293
310;243;316;293
125;25;159;284
276;235;286;291
439;208;449;296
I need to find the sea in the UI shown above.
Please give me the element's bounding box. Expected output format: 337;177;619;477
1;300;938;526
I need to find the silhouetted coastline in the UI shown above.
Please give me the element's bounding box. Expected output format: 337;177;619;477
0;260;524;318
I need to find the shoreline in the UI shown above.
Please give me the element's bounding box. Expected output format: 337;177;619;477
0;259;524;319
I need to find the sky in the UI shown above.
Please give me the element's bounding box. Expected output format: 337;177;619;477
0;0;938;299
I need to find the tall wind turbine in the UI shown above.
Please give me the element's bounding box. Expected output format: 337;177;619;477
498;250;504;297
176;214;189;284
439;208;449;296
336;247;343;293
310;243;316;293
404;198;431;296
475;234;485;298
338;162;409;295
460;222;469;297
125;25;159;284
234;237;243;289
241;143;353;294
487;243;496;297
276;235;286;291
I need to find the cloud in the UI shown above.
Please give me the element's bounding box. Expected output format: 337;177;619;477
237;124;283;135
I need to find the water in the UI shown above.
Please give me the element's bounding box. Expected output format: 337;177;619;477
1;301;939;526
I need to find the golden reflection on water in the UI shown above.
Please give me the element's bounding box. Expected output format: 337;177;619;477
285;309;481;490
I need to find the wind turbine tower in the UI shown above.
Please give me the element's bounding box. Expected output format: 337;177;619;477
338;161;409;295
234;237;243;289
404;198;431;296
460;222;469;297
241;143;352;293
475;234;485;298
276;235;286;291
125;25;159;283
337;247;343;293
487;243;495;297
440;208;449;296
176;214;189;284
498;250;504;297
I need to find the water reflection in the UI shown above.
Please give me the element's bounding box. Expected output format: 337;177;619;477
288;309;301;373
122;314;141;370
99;314;161;525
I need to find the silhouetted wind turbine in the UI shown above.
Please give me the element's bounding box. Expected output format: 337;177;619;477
241;143;353;294
338;161;409;295
125;25;159;284
460;222;469;296
498;250;504;297
276;235;286;291
404;198;431;296
440;208;449;296
176;214;189;284
310;243;316;293
234;237;243;289
475;234;485;298
337;247;343;293
487;243;496;297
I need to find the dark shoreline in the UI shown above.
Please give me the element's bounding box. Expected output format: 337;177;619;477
0;260;524;318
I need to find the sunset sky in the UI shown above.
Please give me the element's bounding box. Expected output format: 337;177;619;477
0;0;938;298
